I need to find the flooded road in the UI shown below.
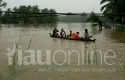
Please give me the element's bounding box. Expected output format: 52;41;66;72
0;23;125;80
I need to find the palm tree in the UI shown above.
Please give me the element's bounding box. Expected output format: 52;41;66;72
100;0;115;15
100;0;125;23
0;0;7;16
0;0;7;9
100;0;125;15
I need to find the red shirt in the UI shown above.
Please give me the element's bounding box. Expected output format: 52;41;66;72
73;33;79;39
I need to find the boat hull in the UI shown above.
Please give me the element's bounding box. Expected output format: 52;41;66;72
49;33;96;42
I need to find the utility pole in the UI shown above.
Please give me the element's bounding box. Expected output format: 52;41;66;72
113;0;115;27
113;0;117;27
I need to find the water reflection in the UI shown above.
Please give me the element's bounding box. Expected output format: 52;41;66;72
91;26;103;35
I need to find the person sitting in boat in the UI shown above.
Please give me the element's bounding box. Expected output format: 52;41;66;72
53;27;59;37
60;28;66;38
67;30;73;38
84;29;91;40
73;32;80;40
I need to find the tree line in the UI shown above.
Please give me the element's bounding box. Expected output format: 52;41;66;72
0;0;58;24
58;12;88;22
1;0;125;24
0;5;58;24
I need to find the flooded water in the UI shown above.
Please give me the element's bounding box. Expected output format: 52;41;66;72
0;23;125;80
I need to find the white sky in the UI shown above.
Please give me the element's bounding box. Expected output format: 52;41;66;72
4;0;102;13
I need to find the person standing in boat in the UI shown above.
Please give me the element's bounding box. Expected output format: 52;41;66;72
53;27;59;37
84;29;90;39
60;28;66;38
98;20;103;29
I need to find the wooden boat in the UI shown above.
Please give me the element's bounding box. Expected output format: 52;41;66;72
49;33;96;42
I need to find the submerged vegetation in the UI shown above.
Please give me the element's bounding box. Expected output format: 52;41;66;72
88;0;125;32
117;25;125;32
111;30;125;43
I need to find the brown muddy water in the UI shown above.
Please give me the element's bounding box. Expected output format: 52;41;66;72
0;23;125;80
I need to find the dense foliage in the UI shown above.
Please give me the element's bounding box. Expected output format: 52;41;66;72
100;0;125;23
0;5;58;24
86;12;100;22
